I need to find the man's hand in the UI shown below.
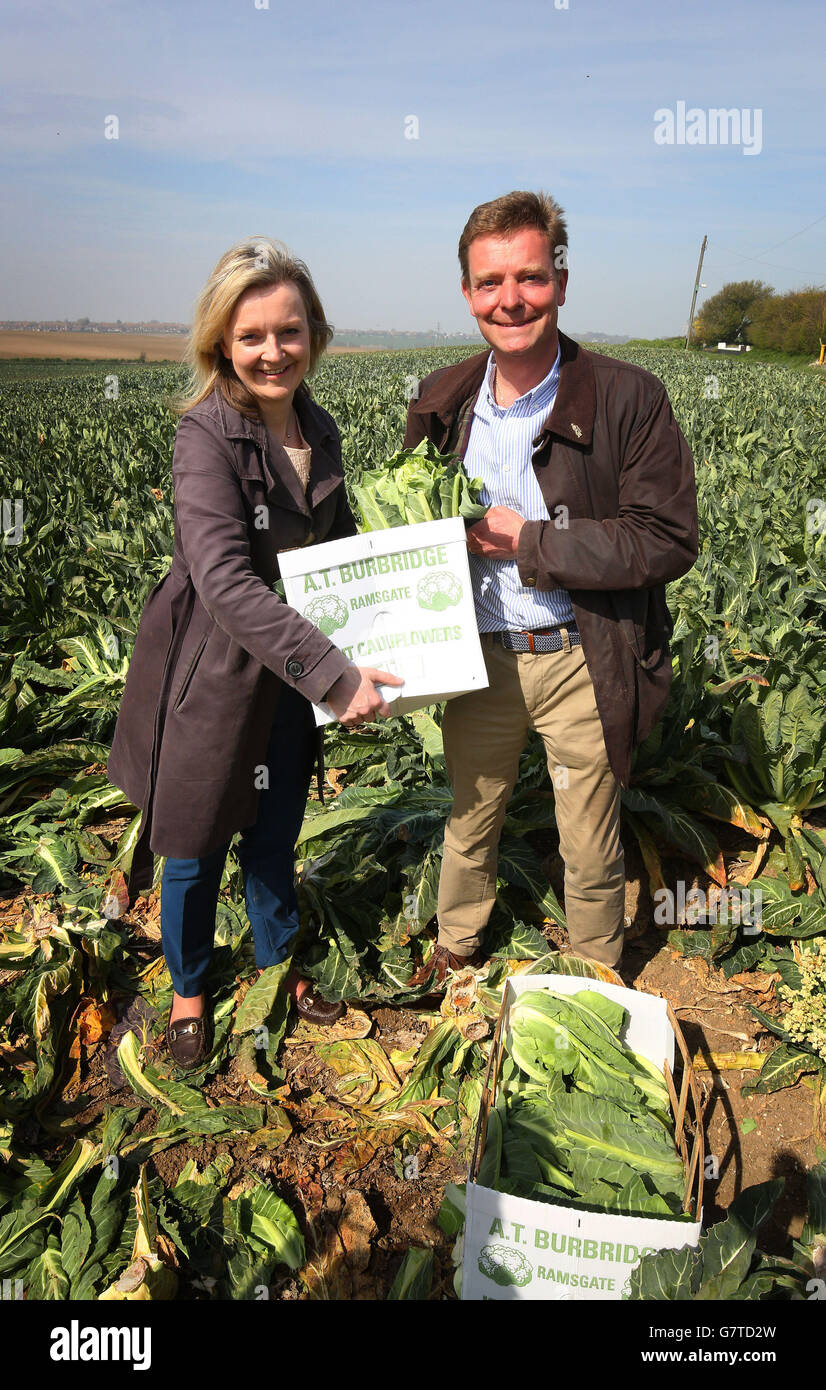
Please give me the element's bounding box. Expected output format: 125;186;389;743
325;666;404;728
466;506;526;559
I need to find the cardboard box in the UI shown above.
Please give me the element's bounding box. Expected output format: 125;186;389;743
462;973;704;1301
279;517;488;725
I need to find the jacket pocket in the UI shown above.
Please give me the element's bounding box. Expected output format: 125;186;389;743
172;632;209;713
613;587;673;671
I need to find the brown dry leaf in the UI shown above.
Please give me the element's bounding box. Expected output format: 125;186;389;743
227;1176;257;1200
22;905;59;943
681;957;743;993
78;998;116;1047
34;909;59;940
728;970;778;995
336;1191;377;1274
324;767;347;795
362;1103;450;1143
300;1221;352;1301
440;969;479;1017
316;1038;401;1106
455;1013;489;1041
301;1179;325;1224
729;838;769;888
383;1024;426;1052
233;975;257;1008
138;956;171;988
243;1107;292;1152
100;869;130;920
299;1100;353;1126
155;1233;181;1269
303;1251;351;1301
291;1008;372;1044
333;1134;381;1176
63;1033;82;1095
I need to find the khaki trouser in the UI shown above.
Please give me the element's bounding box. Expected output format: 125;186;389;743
438;632;625;968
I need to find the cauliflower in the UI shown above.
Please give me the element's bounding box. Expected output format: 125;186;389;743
477;1243;533;1287
304;594;349;637
780;941;826;1063
417;571;463;612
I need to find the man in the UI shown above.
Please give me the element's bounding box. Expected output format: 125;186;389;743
405;190;698;987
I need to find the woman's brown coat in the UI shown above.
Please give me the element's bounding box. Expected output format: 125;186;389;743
107;385;357;895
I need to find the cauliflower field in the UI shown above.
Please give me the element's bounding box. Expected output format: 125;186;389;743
0;344;824;1301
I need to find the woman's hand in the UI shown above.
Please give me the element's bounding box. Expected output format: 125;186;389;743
325;666;404;728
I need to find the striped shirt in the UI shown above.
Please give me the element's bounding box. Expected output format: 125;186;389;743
464;346;576;632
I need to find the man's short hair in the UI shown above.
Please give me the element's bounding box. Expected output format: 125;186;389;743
458;190;568;285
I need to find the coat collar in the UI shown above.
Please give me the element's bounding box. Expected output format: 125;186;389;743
210;385;340;516
408;329;596;448
211;383;336;449
212;387;267;443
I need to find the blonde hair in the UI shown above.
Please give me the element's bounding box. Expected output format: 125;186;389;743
171;237;333;418
458;191;568;286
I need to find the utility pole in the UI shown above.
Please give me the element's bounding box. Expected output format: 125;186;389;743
685;235;707;349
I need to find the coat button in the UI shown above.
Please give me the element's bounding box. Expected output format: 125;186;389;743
286;659;304;678
525;577;536;587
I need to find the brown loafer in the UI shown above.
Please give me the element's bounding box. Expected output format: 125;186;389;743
166;999;212;1070
294;986;346;1026
406;943;485;991
284;965;345;1027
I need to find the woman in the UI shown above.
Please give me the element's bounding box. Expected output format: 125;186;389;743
107;237;401;1068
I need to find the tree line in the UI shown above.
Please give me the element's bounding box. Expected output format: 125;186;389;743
694;280;826;354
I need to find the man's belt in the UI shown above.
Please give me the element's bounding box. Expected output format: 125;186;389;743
491;624;581;654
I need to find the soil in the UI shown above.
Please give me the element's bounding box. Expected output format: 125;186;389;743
2;816;822;1299
0;332;387;363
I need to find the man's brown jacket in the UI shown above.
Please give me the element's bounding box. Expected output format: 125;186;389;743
404;330;699;787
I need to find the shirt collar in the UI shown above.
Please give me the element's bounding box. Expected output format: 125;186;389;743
479;341;562;417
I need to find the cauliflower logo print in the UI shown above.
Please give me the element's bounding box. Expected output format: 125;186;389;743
417;571;463;612
477;1243;533;1288
305;594;349;637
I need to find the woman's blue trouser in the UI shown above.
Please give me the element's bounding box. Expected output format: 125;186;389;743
160;684;317;997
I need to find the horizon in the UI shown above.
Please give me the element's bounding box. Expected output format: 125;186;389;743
0;318;629;341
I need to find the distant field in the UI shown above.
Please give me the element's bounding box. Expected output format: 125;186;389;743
0;331;377;361
0;331;187;361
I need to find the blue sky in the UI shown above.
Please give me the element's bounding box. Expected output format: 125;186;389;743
1;0;823;336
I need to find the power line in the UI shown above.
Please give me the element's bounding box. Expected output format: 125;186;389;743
705;240;824;281
752;210;826;256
